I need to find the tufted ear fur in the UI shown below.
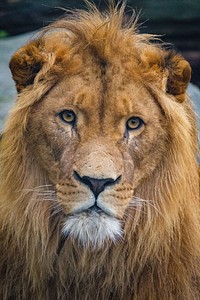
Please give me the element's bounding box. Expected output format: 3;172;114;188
9;39;47;92
9;34;81;94
165;51;191;102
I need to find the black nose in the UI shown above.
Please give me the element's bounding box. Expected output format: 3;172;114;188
74;171;121;198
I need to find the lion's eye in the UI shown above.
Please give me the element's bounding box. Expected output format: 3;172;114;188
58;110;76;125
126;117;144;130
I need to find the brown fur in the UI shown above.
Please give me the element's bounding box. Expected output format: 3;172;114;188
0;3;200;299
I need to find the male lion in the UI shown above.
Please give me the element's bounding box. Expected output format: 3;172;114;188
0;4;200;300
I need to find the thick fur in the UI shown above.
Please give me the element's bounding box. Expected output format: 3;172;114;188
0;3;200;300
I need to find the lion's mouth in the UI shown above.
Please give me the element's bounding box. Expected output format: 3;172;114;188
85;204;106;215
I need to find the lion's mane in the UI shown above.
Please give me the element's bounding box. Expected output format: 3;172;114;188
0;3;200;300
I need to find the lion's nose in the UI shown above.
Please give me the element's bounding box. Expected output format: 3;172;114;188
74;171;121;198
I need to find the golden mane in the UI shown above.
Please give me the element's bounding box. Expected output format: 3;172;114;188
0;3;200;299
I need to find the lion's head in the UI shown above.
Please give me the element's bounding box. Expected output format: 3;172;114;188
1;4;200;299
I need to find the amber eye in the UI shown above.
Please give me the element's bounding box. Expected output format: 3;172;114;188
126;117;144;131
58;110;76;125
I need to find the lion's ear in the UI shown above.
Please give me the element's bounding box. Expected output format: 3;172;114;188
9;39;46;92
165;52;191;103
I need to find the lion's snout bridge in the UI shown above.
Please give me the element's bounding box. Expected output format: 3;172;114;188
74;170;121;198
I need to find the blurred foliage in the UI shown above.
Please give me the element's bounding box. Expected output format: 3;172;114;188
0;30;8;38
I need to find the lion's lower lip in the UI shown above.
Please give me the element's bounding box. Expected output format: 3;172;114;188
87;204;102;213
65;203;114;218
69;207;108;218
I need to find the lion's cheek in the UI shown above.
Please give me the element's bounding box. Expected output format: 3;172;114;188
28;141;59;183
36;137;79;184
128;133;168;185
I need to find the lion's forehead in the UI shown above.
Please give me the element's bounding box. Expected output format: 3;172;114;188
44;67;161;124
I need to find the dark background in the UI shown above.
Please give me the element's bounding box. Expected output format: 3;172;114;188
0;0;200;87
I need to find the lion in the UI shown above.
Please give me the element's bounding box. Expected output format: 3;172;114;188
0;3;200;300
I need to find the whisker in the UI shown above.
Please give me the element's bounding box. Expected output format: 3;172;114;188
124;208;147;218
130;195;164;217
21;184;54;191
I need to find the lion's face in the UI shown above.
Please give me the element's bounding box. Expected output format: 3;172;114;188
7;10;191;248
27;59;168;247
2;8;199;300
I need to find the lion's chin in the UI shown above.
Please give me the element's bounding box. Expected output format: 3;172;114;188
62;210;123;248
